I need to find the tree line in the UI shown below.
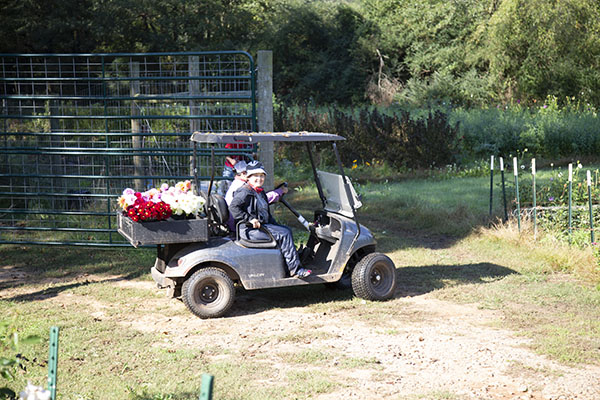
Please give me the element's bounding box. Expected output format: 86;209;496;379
1;0;599;107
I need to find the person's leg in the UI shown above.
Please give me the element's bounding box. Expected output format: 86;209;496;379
264;224;301;276
243;227;271;241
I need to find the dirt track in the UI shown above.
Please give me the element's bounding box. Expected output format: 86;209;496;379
2;264;599;400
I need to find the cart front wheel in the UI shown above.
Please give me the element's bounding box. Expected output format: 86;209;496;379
351;253;397;301
182;267;235;319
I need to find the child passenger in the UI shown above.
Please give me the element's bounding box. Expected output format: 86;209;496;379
225;160;288;205
228;161;311;278
225;160;288;231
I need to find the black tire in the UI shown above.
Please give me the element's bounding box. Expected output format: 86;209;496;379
351;253;397;301
182;267;235;319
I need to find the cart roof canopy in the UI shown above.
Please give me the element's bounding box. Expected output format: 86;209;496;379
190;131;345;144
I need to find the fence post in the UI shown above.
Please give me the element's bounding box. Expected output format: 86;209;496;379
568;163;573;243
489;155;494;220
189;56;201;192
130;61;145;191
500;157;508;221
588;170;595;244
47;326;59;400
199;374;214;400
257;50;274;190
513;157;521;232
532;158;537;240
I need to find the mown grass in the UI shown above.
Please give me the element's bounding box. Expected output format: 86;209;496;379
2;170;600;398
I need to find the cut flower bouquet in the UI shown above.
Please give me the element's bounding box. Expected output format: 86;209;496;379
117;180;205;222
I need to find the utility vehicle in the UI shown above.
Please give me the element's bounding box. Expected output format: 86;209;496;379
119;131;397;318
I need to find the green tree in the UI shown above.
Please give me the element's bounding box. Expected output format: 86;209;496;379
261;1;377;104
479;0;600;104
361;0;493;105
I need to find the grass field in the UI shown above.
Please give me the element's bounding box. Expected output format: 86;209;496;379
1;172;600;399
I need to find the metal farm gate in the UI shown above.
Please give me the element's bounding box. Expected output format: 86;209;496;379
0;51;256;246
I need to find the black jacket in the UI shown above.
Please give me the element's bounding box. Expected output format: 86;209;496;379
228;184;276;227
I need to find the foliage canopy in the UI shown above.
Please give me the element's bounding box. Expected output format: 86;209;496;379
1;0;599;106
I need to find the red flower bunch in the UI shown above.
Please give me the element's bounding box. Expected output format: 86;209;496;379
126;192;172;222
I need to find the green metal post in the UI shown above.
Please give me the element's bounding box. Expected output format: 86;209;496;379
489;155;494;220
513;157;521;232
568;163;573;243
102;55;113;244
500;157;508;222
199;374;214;400
588;170;595;243
532;158;537;240
47;326;59;400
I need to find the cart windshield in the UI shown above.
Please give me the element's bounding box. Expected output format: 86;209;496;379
316;171;362;218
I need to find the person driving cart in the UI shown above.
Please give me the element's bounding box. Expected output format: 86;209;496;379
229;160;312;278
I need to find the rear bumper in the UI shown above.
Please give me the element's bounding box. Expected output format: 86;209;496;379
151;265;175;289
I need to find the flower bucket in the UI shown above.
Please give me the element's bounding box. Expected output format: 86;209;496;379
117;213;209;247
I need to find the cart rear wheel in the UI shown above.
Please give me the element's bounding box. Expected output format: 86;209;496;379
182;267;235;319
351;253;397;301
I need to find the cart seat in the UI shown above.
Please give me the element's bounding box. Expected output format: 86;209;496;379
205;193;230;236
235;222;278;248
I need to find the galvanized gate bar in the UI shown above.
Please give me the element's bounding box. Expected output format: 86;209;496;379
0;51;257;246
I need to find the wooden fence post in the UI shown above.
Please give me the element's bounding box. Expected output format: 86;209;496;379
130;61;144;190
189;56;201;192
257;50;274;190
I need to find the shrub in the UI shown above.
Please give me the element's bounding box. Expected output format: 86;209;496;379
453;101;600;161
274;104;460;169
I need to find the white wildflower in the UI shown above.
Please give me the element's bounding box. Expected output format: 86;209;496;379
19;382;51;400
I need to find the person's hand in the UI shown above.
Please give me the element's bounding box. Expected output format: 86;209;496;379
250;218;261;229
281;186;289;195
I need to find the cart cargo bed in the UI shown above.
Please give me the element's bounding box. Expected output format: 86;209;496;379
117;213;208;247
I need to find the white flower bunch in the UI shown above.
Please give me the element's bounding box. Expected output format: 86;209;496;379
160;180;205;217
19;382;51;400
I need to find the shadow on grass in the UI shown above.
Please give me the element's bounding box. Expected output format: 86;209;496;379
226;262;516;317
0;244;154;296
395;262;517;297
1;272;143;302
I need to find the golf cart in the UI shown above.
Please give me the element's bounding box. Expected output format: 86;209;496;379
119;131;397;318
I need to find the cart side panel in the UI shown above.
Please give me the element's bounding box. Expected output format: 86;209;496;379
117;213;208;247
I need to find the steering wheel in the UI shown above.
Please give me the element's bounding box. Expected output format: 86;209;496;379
275;182;314;232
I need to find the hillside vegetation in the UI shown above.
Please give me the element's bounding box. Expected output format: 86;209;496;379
2;0;599;108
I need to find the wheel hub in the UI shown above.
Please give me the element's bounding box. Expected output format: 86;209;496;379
200;284;218;303
371;270;382;286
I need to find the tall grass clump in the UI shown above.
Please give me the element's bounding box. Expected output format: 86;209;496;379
454;96;600;161
480;217;600;281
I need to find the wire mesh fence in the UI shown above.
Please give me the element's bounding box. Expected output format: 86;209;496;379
0;51;257;245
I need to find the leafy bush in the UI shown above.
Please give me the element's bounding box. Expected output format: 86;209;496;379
454;100;600;160
274;104;460;169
